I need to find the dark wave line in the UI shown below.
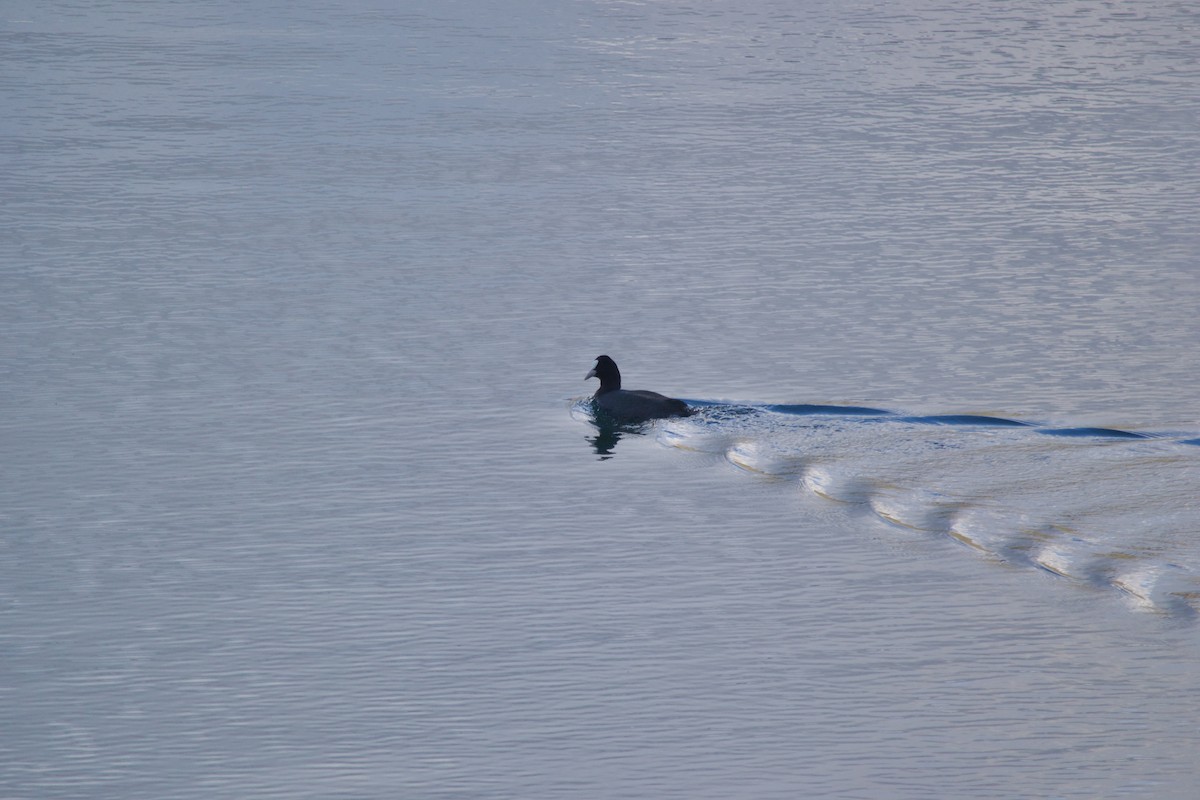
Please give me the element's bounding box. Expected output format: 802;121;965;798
764;403;892;416
901;414;1033;428
680;400;1192;444
1038;427;1151;440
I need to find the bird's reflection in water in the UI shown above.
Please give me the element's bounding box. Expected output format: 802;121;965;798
585;413;648;459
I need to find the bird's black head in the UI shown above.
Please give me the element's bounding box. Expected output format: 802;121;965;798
585;354;621;394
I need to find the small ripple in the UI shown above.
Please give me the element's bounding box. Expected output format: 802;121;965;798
799;466;874;505
1032;545;1080;580
657;423;736;455
724;441;805;477
868;487;966;534
1112;566;1198;618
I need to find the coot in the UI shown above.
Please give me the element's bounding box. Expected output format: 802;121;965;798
585;355;692;422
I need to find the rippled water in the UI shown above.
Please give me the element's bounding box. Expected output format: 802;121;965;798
4;0;1200;798
592;401;1200;615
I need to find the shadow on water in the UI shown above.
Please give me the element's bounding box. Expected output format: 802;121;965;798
586;417;643;459
574;400;663;459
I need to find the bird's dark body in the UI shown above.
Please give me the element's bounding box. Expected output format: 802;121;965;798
585;355;692;423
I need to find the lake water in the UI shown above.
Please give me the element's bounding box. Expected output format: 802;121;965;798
4;0;1200;797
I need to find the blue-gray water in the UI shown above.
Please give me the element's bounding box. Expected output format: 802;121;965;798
4;1;1200;797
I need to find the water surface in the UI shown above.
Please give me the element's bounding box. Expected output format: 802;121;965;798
3;1;1200;797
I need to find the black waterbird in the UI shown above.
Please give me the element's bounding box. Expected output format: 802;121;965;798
585;355;692;423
